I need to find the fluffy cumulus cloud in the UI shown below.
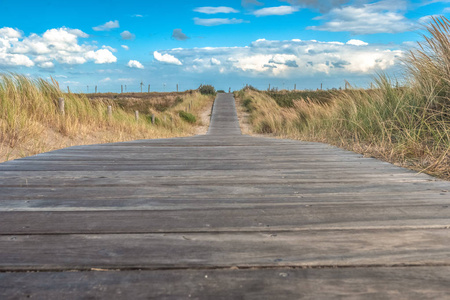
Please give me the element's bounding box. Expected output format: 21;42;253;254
194;17;247;26
253;6;300;16
346;39;368;46
0;27;117;68
162;38;402;77
153;51;182;65
307;0;415;34
172;29;189;41
86;49;117;64
92;20;120;31
0;27;34;67
127;60;144;69
194;6;239;14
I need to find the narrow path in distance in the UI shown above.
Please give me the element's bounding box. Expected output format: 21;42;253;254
0;93;449;299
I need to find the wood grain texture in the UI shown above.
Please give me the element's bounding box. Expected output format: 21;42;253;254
0;93;449;298
1;267;450;300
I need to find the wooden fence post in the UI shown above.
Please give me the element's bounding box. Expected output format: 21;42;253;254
95;86;98;93
321;83;323;90
107;105;112;119
58;98;65;116
177;84;179;92
135;111;139;121
151;114;155;124
148;85;150;93
67;86;70;93
121;85;123;93
268;84;271;91
294;84;296;91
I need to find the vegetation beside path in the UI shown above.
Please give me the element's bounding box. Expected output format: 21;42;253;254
0;75;214;162
236;17;450;180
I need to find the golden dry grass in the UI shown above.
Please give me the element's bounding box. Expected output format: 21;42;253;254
235;17;450;180
0;74;214;162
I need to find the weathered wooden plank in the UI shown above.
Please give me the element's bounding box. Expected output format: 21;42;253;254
0;182;447;203
0;161;412;172
1;194;449;215
0;175;436;188
0;204;449;234
1;267;450;299
1;229;449;271
0;93;449;297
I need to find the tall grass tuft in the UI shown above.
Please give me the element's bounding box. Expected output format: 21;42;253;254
1;74;214;162
237;17;450;179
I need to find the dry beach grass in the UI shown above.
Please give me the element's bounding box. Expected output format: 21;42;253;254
0;74;214;162
236;17;450;180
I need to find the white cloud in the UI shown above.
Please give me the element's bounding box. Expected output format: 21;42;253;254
92;20;120;31
0;53;35;67
127;60;144;69
153;51;182;65
418;15;441;24
100;77;111;83
194;6;239;14
157;38;402;77
211;58;221;65
445;7;450;13
194;17;248;26
307;1;414;34
346;39;368;46
86;49;117;64
0;27;117;67
0;27;35;67
121;30;135;40
121;45;130;50
102;45;117;52
38;61;54;68
0;27;22;39
253;6;300;16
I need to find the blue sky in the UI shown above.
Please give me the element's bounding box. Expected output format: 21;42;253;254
1;0;449;92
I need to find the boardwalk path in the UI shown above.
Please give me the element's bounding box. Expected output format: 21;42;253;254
1;94;450;298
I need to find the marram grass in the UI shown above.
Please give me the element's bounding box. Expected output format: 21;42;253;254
0;74;213;162
236;17;450;180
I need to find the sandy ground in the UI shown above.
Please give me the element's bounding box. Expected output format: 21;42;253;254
194;100;214;135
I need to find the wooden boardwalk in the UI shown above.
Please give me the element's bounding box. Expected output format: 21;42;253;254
1;93;450;299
